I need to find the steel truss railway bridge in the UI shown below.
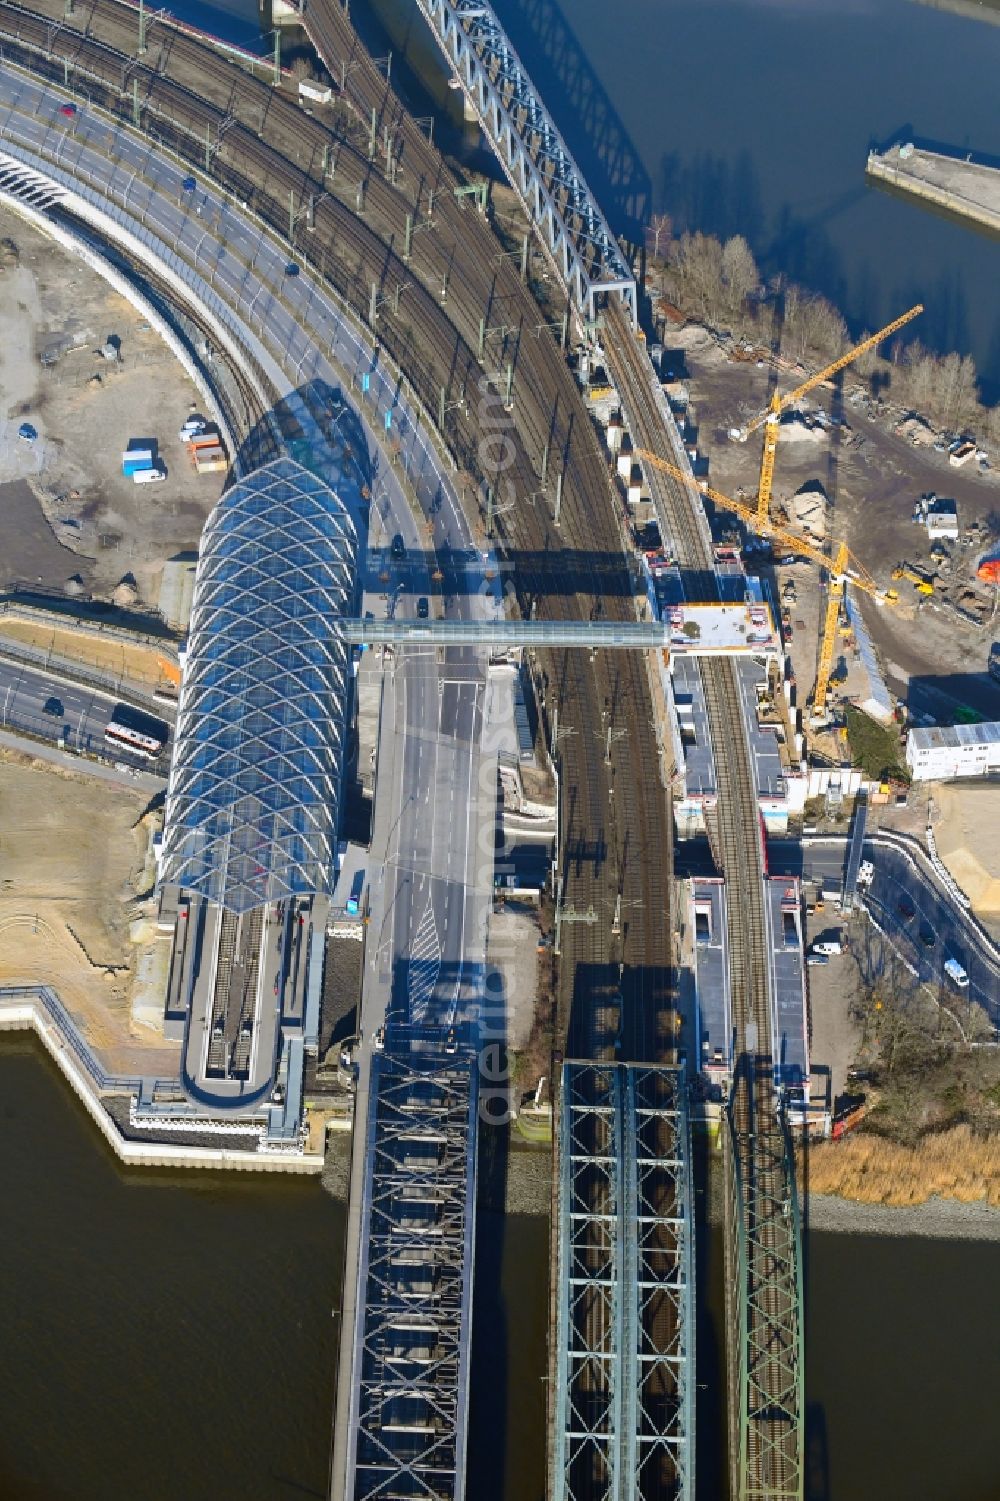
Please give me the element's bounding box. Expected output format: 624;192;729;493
346;1042;478;1501
555;1062;694;1501
0;0;803;1496
404;2;806;1496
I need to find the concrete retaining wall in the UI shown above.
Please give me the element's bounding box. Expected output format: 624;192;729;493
0;995;323;1173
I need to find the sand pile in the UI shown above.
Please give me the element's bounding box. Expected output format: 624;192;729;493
932;782;1000;915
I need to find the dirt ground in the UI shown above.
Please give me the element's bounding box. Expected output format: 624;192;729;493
487;907;540;1050
0;749;178;1072
931;782;1000;919
0;207;224;606
667;324;1000;723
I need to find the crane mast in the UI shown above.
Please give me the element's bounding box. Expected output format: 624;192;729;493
745;304;923;526
635;452;890;718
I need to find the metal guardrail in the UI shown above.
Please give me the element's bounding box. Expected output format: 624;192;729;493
0;983;175;1093
0;635;176;720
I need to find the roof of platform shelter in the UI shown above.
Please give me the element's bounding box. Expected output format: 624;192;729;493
160;457;357;913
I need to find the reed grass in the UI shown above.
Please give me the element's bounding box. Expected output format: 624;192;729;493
805;1126;1000;1208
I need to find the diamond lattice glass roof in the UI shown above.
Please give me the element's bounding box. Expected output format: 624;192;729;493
161;457;357;912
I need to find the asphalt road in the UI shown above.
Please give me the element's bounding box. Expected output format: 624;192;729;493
0;654;167;769
770;836;1000;1025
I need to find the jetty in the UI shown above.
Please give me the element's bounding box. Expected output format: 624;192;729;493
867;144;1000;234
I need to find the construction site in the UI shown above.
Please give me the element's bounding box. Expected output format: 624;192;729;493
0;2;997;1499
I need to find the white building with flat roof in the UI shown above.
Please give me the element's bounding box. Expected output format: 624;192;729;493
905;721;1000;781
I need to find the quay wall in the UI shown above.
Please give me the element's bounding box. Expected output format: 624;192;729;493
867;147;1000;234
0;994;324;1174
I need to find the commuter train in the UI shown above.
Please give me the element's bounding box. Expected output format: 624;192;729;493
104;702;169;759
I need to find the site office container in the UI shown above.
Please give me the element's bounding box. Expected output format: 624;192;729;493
298;79;333;104
122;448;154;474
186;431;222;452
194;449;228;474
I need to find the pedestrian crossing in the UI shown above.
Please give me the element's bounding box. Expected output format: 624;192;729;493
407;899;441;1023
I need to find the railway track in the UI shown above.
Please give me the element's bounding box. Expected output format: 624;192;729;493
604;302;803;1496
0;13;687;1497
0;2;674;1062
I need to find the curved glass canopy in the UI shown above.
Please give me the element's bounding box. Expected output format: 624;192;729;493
161;457;358;912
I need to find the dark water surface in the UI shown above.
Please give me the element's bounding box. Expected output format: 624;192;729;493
4;1040;1000;1500
188;1;1000;391
0;1039;344;1501
6;2;1000;1495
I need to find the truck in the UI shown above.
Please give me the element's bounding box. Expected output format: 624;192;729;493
345;868;365;917
811;935;843;957
943;957;969;989
122;448;154;475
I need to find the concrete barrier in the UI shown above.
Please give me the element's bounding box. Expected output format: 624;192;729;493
0;987;324;1173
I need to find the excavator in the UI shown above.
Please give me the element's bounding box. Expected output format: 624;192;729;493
887;565;934;598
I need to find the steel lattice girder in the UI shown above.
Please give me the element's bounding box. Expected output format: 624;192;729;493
554;1063;694;1501
162;456;357;914
346;1047;478;1501
725;1086;805;1501
415;0;637;327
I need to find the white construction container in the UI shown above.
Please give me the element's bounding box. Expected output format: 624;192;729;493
298;79;333;105
905;721;1000;780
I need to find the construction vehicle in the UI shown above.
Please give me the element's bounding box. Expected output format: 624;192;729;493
890;564;934;596
734;305;923;529
635;451;894;720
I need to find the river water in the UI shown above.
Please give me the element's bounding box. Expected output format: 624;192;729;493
3;1040;1000;1500
4;2;999;1497
189;0;1000;403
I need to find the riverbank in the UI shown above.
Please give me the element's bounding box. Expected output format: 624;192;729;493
698;1128;1000;1240
805;1187;1000;1240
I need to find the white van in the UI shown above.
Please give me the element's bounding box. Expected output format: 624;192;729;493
944;957;969;989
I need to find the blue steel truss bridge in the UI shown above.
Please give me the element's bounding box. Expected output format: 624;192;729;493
343;1040;478;1501
553;1062;695;1501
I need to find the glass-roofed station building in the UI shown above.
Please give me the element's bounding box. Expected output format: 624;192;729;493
157;457;357;1128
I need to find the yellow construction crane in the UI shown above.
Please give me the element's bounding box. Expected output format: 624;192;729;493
635;451;892;718
737;304;923;528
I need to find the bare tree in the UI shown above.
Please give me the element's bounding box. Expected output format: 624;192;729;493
721;234;759;328
646;212;673;261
